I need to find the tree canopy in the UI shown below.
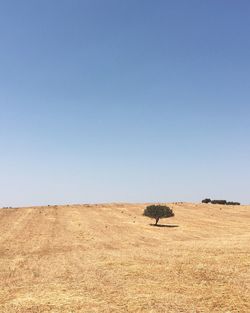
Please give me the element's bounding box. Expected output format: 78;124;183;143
143;205;174;226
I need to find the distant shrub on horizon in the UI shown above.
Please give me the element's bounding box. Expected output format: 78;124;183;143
202;198;211;203
211;200;227;205
202;199;240;205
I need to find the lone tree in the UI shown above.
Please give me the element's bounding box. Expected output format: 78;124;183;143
143;205;174;226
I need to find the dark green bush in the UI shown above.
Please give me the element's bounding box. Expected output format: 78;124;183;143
143;205;174;225
202;198;211;203
204;199;241;205
211;200;227;205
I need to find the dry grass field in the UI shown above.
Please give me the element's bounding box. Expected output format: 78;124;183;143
0;202;249;313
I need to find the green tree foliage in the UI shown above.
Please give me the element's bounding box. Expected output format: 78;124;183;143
143;205;174;226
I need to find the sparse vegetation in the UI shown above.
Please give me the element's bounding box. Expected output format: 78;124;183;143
211;200;227;205
202;199;240;205
226;201;241;205
0;203;249;312
143;204;174;225
202;198;211;203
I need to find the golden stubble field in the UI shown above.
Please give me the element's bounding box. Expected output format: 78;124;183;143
0;202;249;313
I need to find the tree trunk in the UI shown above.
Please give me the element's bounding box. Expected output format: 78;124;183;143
155;217;160;225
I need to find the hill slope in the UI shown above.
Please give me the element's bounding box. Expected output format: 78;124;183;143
0;203;249;312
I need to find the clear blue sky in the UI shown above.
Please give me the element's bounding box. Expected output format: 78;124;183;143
0;0;249;207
